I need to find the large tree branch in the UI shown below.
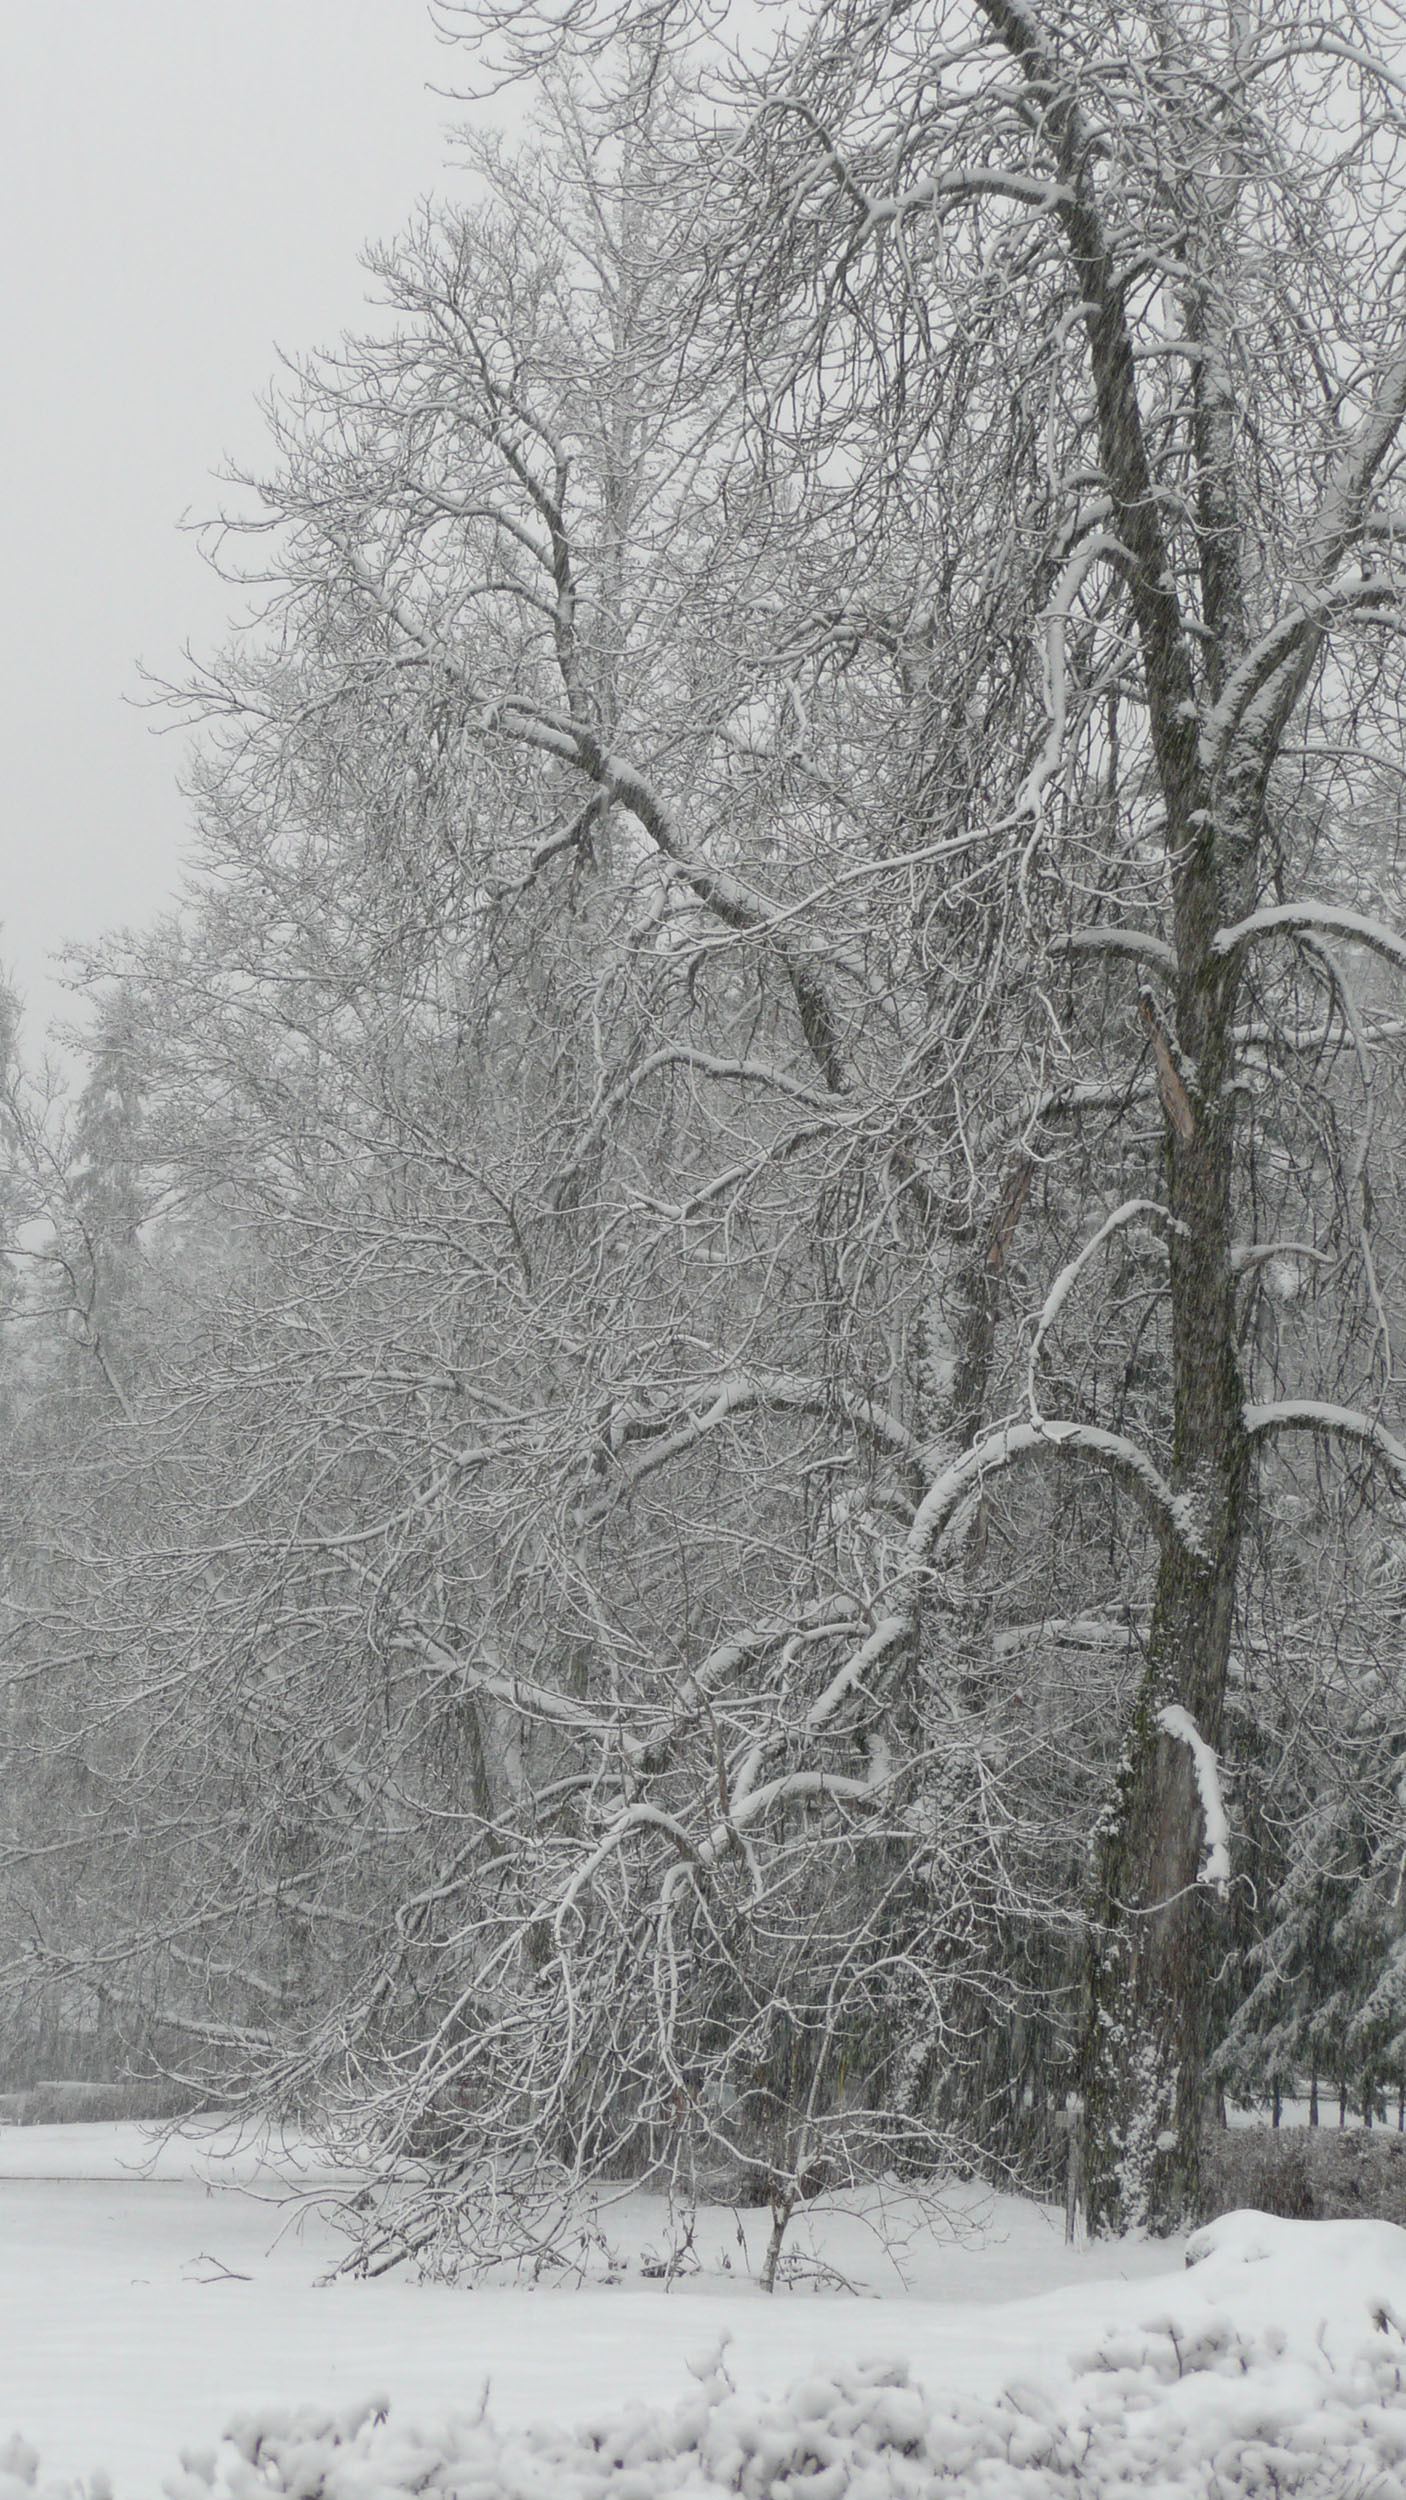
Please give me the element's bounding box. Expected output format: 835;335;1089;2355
1054;927;1178;981
1243;1399;1406;1492
1202;577;1406;775
554;1735;894;1924
1027;1200;1179;1424
581;1371;926;1523
338;556;852;1094
1213;900;1406;978
907;1416;1196;1566
1204;345;1406;812
550;1046;840;1206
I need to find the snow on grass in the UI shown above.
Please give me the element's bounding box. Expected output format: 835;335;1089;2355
2;2127;1405;2496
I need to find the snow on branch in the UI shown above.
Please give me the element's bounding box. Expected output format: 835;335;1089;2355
1229;1239;1333;1279
402;1632;638;1748
554;1737;895;1924
906;1417;1196;1566
768;87;1076;241
801;1612;909;1738
854;165;1075;239
1230;1013;1406;1057
1244;1399;1406;1492
1027;1073;1158;1129
1308;341;1406;578
1155;1706;1230;1897
551;1047;837;1204
1213;901;1406;975
1027;1199;1178;1422
1194;343;1406;782
1248;31;1406;109
695;1737;894;1869
1201;577;1406;771
340;547;853;1093
582;1371;925;1521
554;1803;704;1931
993;1615;1143;1660
1053;927;1178;979
676;1599;862;1716
1016;530;1131;820
580;1602;874;1792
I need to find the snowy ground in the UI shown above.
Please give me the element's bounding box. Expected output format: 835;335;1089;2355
2;2122;1404;2495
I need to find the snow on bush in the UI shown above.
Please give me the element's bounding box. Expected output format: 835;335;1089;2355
168;2322;1406;2500
8;2320;1406;2498
0;2441;109;2500
7;2215;1406;2499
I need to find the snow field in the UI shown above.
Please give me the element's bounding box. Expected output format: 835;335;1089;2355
3;2129;1406;2497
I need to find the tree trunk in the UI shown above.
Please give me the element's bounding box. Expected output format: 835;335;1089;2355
1080;908;1248;2234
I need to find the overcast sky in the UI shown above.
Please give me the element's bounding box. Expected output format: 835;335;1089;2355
1;2;485;1046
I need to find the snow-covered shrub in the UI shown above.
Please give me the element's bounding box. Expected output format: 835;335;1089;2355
149;2323;1406;2500
0;2438;108;2500
10;2311;1398;2500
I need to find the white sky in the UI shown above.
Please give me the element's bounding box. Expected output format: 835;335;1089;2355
0;2;485;1047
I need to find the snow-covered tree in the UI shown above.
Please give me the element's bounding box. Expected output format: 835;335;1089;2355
13;1;1406;2257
